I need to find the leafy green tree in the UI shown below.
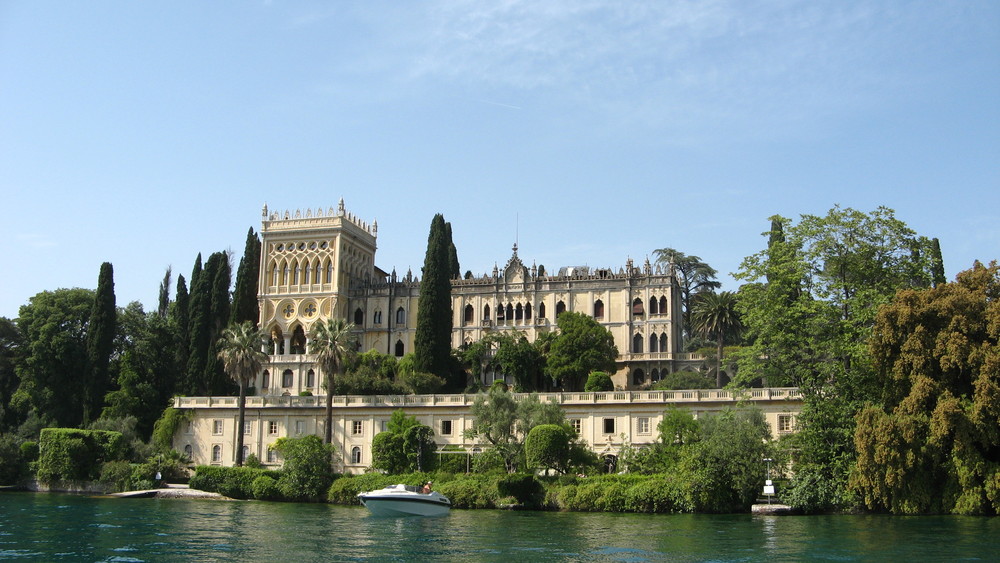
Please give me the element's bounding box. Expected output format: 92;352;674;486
0;317;24;432
929;237;946;287
466;386;567;472
735;206;937;512
547;312;618;391
371;410;435;473
310;318;356;444
690;291;741;387
230;227;261;326
851;262;1000;515
679;408;773;513
186;251;232;396
652;248;721;338
273;435;336;501
525;424;572;474
217;321;269;466
84;262;116;424
414;214;454;381
12;289;94;427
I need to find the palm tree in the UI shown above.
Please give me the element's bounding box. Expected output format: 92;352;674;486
217;321;268;466
310;318;356;444
691;291;742;387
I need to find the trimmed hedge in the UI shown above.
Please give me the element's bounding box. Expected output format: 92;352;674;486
189;465;283;500
36;428;127;483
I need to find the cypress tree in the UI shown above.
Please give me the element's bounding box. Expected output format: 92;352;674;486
414;214;454;379
445;221;460;280
186;255;212;395
230;227;261;326
929;237;946;287
171;274;190;394
205;251;233;395
157;266;172;318
84;262;116;424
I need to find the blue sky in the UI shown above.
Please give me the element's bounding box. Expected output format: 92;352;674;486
1;1;997;319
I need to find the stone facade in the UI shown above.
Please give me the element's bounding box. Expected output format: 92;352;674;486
255;200;699;393
173;388;802;473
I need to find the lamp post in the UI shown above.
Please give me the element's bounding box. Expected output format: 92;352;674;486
763;457;774;504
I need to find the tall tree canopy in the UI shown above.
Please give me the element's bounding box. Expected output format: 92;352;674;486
414;214;454;380
84;262;116;424
12;289;95;427
217;321;268;466
230;227;261;326
652;248;720;339
690;290;742;387
851;262;1000;515
310;318;356;444
735;206;938;512
546;311;619;391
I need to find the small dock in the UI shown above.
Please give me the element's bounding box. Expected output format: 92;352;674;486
110;484;225;499
751;503;796;515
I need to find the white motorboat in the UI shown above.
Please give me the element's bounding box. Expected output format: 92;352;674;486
358;484;452;517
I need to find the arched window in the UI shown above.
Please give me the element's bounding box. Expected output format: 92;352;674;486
325;260;333;283
660;332;668;353
556;301;566;317
261;370;270;389
394;339;405;357
651;369;660;383
649;297;659;315
373;310;382;324
603;454;618;474
464;304;474;324
351;446;362;464
396;307;406;325
633;333;644;353
306;369;315;388
483;304;491;321
354;308;364;325
659;296;668;314
515;303;523;321
282;262;290;285
538;302;546;320
292;260;300;285
594;299;604;319
291;325;306;354
649;334;658;353
183;444;192;459
212;445;222;463
271;262;279;286
525;303;532;320
632;298;644;316
632;369;645;386
282;369;294;388
506;304;514;322
242;445;249;461
314;260;322;285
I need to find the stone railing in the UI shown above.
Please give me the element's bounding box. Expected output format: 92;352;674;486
173;388;801;410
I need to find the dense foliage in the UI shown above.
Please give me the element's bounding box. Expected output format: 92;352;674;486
35;428;127;483
850;262;1000;515
414;214;456;383
546;312;618;391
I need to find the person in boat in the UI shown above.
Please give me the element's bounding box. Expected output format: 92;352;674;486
421;481;433;494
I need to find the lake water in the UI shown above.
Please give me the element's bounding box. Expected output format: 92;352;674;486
1;492;997;562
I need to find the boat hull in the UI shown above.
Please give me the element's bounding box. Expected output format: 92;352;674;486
359;495;451;517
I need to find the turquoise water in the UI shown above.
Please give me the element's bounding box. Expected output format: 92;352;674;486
1;492;997;561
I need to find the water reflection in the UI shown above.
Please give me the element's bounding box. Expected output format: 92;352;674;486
2;493;999;562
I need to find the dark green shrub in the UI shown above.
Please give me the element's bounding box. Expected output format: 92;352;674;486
0;434;25;485
584;371;614;392
98;460;134;492
437;475;497;509
20;441;39;462
497;473;543;507
597;481;628;512
571;481;605;511
273;435;336;501
327;473;394;505
471;449;505;473
624;477;686;513
436;446;470;473
244;453;264;469
252;475;283;501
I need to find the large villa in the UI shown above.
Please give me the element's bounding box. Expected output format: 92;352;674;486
172;201;802;472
